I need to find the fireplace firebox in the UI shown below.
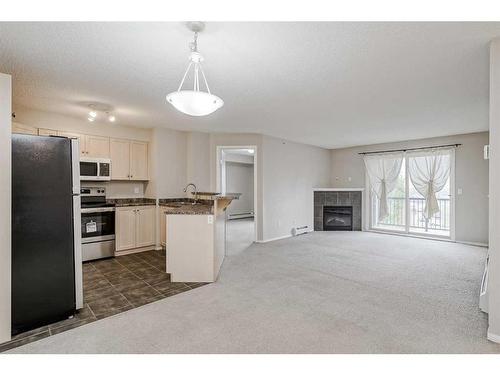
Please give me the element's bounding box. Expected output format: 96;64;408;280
323;206;353;231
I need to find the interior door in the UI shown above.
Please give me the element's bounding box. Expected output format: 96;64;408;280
86;135;110;158
110;139;130;180
136;206;155;247
130;141;148;180
115;207;136;251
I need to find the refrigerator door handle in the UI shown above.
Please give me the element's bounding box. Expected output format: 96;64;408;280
71;138;83;309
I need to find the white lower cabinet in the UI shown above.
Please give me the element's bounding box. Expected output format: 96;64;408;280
116;205;155;253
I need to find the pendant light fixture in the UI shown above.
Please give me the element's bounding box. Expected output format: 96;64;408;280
166;22;223;116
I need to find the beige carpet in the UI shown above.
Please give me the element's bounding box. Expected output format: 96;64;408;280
7;231;499;353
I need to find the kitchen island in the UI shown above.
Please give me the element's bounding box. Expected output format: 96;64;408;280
160;195;236;283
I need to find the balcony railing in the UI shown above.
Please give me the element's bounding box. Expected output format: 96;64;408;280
379;197;450;231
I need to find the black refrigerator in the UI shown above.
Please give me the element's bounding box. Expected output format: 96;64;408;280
12;134;83;335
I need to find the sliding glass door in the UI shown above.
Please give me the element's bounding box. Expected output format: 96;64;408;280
371;158;406;232
369;150;454;239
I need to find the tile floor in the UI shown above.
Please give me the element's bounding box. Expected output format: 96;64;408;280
0;250;207;352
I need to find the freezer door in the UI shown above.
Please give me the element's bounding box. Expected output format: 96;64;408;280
12;134;76;334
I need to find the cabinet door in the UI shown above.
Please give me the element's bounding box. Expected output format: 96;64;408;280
86;135;110;158
160;208;167;247
58;132;86;156
136;206;155;248
12;122;38;135
110;139;131;180
38;128;58;136
130;141;149;180
116;207;137;251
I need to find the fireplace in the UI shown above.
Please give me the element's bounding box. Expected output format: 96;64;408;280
323;206;353;231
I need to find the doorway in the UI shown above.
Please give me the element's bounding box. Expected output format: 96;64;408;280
217;147;257;255
369;149;455;239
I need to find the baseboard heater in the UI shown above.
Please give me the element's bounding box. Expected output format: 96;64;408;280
292;225;309;236
228;211;254;220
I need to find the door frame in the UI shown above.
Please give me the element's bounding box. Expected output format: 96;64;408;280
216;145;258;243
367;149;456;241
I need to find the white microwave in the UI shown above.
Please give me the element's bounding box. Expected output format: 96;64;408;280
80;158;111;181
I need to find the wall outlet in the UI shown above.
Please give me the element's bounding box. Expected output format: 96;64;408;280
134;187;140;194
457;188;463;195
348;177;352;182
208;216;213;224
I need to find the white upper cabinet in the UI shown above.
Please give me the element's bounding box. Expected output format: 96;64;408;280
110;138;149;181
38;128;58;136
110;138;131;180
130;141;149;181
86;135;110;158
58;131;86;156
12;122;38;135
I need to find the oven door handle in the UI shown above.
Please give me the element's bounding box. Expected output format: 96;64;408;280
81;207;116;213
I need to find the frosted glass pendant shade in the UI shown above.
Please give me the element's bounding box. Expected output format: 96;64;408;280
166;90;223;117
167;30;223;117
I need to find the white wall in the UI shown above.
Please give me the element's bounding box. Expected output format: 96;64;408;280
488;38;500;342
146;127;188;198
186;132;211;192
226;162;254;216
262;136;331;240
330;132;489;245
0;73;12;343
14;106;152;198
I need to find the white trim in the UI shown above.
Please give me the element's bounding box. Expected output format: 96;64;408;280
216;145;258;243
456;240;488;248
487;331;500;344
313;188;364;192
256;234;293;243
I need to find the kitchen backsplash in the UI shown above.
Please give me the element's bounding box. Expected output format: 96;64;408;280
80;181;146;198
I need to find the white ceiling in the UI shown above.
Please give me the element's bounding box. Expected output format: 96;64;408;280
1;22;499;149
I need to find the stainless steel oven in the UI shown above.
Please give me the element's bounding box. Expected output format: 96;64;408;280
81;187;115;261
80;158;111;181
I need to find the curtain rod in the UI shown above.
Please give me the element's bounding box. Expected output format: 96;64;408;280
358;143;462;155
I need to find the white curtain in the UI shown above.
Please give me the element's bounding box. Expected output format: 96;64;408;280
363;152;404;221
407;149;452;219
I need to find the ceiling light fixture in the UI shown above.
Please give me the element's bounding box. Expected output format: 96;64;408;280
108;115;116;123
88;111;97;118
87;117;95;122
166;22;223;117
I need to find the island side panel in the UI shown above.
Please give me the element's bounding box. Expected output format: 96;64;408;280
166;214;215;282
214;200;226;280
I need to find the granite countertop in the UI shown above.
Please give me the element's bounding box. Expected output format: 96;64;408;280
191;192;241;200
107;198;156;207
159;198;213;215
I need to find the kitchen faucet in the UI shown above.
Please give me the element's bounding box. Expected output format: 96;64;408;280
183;183;198;204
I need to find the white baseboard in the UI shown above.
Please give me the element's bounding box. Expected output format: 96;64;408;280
487;330;500;344
456;240;488;248
256;234;292;243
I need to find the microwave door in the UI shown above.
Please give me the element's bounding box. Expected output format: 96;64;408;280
80;161;98;180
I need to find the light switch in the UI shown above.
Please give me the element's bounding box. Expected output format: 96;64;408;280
457;188;463;195
348;177;352;182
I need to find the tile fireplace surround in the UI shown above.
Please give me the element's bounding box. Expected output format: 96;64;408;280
313;188;363;231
